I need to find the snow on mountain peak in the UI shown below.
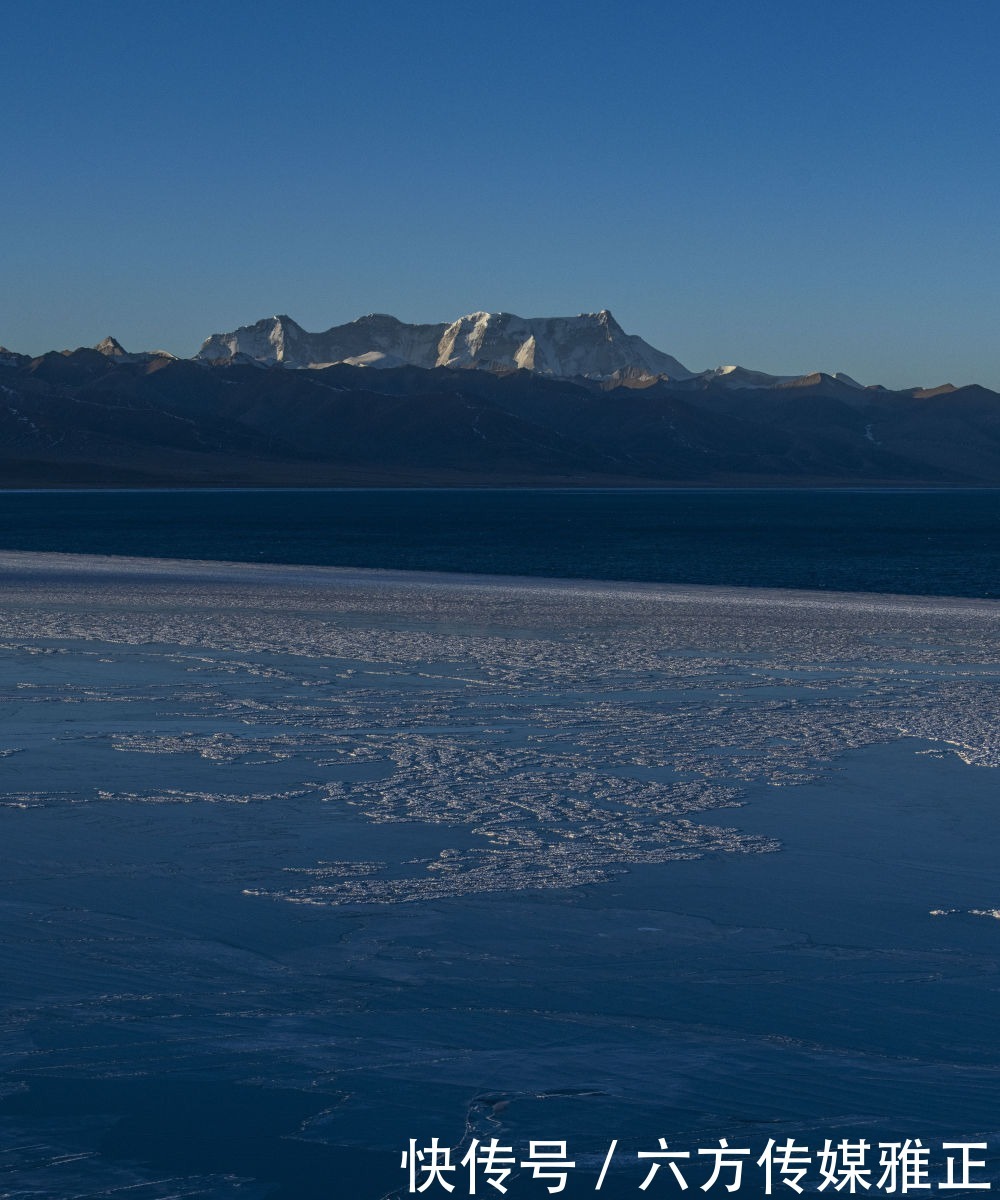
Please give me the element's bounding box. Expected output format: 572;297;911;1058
195;309;693;380
434;310;691;379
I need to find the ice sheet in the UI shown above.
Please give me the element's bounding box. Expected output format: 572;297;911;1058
0;552;998;1197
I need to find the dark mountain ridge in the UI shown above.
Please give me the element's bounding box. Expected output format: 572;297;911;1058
0;348;998;487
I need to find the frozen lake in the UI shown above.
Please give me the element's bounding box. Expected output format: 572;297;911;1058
0;552;999;1197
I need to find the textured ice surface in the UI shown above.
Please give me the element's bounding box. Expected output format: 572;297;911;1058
1;552;1000;1197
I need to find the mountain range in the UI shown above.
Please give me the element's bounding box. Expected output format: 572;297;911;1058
0;308;996;487
195;309;696;381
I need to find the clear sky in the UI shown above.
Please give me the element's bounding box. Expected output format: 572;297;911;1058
4;0;1000;388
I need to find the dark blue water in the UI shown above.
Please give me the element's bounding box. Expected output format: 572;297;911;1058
1;488;999;598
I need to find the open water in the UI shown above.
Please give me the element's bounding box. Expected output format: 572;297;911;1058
0;487;998;595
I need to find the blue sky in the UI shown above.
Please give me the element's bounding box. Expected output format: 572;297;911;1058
4;0;1000;388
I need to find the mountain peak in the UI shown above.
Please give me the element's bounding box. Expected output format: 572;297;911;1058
270;314;303;331
95;335;128;357
194;308;692;380
352;313;403;325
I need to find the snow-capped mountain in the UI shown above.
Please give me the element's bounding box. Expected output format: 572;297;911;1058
195;309;694;381
194;308;867;386
196;314;446;371
2;311;897;392
700;364;866;390
434;310;692;379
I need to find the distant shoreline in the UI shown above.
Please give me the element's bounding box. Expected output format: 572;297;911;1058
1;479;997;491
